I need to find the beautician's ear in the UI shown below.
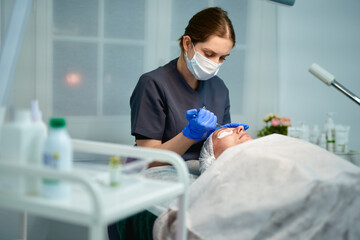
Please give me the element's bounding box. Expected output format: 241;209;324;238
183;35;191;52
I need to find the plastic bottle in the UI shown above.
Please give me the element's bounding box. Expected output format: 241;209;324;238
300;124;310;142
0;110;34;195
27;100;47;195
309;125;320;145
335;125;350;153
325;113;335;152
42;118;73;199
318;133;327;149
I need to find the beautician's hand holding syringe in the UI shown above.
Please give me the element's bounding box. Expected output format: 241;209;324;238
144;108;217;168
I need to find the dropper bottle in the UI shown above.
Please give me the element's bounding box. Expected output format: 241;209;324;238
27;100;47;195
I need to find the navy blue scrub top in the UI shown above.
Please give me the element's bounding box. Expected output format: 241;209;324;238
130;58;231;160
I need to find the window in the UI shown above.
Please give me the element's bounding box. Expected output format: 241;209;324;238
52;0;146;117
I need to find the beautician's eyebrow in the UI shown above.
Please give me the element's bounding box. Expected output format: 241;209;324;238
203;48;230;57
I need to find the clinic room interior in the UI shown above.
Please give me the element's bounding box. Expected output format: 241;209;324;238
1;0;360;240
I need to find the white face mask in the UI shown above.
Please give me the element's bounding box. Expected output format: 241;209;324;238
185;43;222;80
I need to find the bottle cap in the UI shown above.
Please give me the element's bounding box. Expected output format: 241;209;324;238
49;118;66;128
109;156;121;167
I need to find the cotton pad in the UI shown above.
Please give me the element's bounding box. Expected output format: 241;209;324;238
217;130;233;139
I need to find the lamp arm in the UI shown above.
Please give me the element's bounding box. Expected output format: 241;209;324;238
331;80;360;106
309;63;360;106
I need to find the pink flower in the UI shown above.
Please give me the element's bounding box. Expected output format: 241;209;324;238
280;117;291;127
271;118;281;127
264;113;274;122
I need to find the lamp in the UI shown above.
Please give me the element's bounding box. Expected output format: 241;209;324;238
266;0;295;6
309;63;360;106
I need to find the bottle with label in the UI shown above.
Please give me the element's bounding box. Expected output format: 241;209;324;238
325;112;335;152
318;133;327;149
42;118;73;199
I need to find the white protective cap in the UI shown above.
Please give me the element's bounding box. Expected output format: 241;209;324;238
199;133;215;174
309;63;335;86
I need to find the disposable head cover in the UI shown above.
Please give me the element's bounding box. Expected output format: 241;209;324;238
199;133;215;174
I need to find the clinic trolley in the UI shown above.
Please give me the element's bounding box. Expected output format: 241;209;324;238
0;139;189;240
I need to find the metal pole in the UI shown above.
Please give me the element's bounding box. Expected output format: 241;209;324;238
332;80;360;106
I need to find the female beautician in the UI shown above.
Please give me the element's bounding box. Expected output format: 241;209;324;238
131;7;238;166
108;7;243;240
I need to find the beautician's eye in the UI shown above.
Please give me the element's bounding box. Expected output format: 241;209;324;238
205;52;213;58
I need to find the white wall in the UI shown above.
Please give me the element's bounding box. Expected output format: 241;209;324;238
278;0;360;152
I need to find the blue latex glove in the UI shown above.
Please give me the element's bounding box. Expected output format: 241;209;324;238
206;122;249;138
183;108;217;141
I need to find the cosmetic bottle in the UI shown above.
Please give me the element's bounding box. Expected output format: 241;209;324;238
318;133;327;149
0;110;33;195
325;113;335;152
309;125;320;145
27;100;47;195
42;118;73;199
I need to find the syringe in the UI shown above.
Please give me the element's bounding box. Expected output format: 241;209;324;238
193;106;220;127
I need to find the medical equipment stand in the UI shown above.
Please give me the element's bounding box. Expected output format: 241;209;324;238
309;63;360;106
0;140;189;240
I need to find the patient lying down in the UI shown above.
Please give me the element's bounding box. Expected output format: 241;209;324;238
199;125;252;173
154;129;360;240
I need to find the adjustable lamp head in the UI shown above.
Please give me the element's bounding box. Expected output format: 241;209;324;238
309;63;335;86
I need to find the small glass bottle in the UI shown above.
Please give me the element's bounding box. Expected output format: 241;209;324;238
109;156;121;187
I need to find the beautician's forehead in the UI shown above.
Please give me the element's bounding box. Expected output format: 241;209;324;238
197;35;233;55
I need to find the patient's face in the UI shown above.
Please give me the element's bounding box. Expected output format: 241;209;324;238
212;126;253;158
